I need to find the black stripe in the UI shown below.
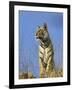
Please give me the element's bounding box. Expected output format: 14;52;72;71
46;52;54;63
48;53;53;60
47;48;53;54
40;57;47;69
40;57;43;61
40;51;43;55
48;54;52;60
42;62;47;69
40;45;45;49
41;60;47;69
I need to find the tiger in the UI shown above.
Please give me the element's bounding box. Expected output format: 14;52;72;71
35;23;55;78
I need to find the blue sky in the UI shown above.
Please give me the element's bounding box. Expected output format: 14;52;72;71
19;10;63;78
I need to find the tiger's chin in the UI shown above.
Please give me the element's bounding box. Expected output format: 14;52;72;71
35;36;40;43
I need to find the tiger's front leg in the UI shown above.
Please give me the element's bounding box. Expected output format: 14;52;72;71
39;57;47;78
39;45;47;78
39;59;47;78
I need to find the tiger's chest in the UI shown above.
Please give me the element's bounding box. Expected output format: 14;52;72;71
39;43;53;64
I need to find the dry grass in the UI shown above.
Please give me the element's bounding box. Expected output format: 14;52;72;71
47;68;63;77
40;68;63;78
19;69;63;79
19;72;35;79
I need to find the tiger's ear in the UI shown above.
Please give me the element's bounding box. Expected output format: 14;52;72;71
37;25;40;29
36;25;40;31
43;23;48;31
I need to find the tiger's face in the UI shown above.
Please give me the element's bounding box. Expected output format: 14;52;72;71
35;23;48;43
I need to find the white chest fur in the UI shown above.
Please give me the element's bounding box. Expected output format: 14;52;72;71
39;43;53;64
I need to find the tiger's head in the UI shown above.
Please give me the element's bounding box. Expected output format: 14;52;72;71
35;23;49;44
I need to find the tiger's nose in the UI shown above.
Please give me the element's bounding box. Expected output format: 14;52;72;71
35;34;39;39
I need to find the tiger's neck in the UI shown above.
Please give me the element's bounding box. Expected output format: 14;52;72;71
40;38;51;49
